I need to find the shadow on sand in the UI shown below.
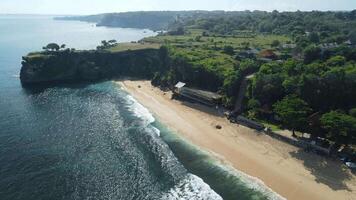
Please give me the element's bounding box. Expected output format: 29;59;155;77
290;149;353;191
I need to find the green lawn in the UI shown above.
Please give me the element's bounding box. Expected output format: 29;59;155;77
108;42;161;52
25;53;52;60
143;29;291;50
261;121;281;132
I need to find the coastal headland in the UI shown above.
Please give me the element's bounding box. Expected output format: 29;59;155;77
19;45;356;200
20;10;356;198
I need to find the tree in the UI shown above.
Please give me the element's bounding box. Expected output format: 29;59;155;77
271;40;280;47
176;26;185;35
97;40;116;50
60;44;66;49
349;108;356;118
43;43;60;51
273;95;312;136
321;111;356;145
195;35;202;42
349;30;356;44
241;42;250;49
169;26;185;35
108;39;117;44
326;55;346;67
247;98;261;119
304;45;321;64
308;32;320;43
223;45;234;55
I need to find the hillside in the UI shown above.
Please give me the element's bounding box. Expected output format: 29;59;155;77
34;9;356;154
55;11;206;31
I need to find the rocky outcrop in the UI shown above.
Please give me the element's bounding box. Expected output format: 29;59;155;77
20;49;164;86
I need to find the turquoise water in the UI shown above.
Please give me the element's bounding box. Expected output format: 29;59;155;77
0;15;283;200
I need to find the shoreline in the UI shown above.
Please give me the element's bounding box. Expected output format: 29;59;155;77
116;80;356;200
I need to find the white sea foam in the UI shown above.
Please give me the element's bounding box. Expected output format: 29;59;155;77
161;174;223;200
150;126;161;137
191;148;287;200
123;91;285;200
125;94;161;137
125;95;155;125
221;163;286;200
124;93;221;199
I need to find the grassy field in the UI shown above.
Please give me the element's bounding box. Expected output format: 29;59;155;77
108;42;161;52
261;122;281;132
25;53;52;60
143;29;291;50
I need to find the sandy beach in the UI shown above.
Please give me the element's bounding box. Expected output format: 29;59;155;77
117;80;356;200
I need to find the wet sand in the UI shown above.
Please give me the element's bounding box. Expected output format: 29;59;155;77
117;80;356;200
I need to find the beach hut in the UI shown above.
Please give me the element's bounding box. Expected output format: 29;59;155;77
173;82;222;107
235;116;265;131
259;49;278;60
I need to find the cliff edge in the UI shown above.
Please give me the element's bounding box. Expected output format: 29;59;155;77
20;48;164;86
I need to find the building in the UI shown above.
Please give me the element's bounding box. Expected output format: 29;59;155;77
320;42;339;50
173;82;222;107
257;57;273;62
282;43;297;49
259;49;278;60
344;40;352;46
236;48;260;60
234;116;265;131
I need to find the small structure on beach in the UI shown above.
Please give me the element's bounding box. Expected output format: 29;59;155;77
173;82;222;107
233;116;265;131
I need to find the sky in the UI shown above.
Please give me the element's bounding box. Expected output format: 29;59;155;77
0;0;355;15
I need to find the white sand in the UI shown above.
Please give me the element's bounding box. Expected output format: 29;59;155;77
117;80;356;200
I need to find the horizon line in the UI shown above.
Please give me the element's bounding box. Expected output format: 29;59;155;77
0;9;353;16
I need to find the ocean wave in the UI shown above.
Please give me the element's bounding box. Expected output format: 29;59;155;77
161;174;223;200
125;95;155;125
219;162;286;200
123;93;223;199
150;126;161;137
121;90;285;200
173;139;287;200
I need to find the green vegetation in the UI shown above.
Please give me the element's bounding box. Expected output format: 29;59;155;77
56;11;205;30
96;40;118;50
261;121;281;132
42;43;68;52
21;43;165;85
108;42;161;52
43;43;60;51
321;111;356;146
144;31;289;49
40;10;356;149
273;95;312;136
138;10;356;149
247;57;356;146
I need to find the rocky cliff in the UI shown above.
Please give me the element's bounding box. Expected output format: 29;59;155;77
20;48;165;86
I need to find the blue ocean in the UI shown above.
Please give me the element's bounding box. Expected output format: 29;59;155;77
0;15;283;200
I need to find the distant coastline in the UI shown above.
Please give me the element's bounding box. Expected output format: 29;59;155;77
18;11;356;199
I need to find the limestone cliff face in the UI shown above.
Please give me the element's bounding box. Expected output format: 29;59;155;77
20;49;163;86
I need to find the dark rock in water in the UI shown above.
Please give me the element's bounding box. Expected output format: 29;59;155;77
20;48;164;87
